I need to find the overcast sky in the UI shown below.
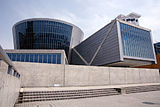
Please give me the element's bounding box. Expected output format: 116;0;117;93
0;0;160;49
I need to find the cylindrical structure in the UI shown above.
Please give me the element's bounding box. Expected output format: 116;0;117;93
13;18;84;58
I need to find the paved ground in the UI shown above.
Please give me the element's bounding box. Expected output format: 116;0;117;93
15;91;160;107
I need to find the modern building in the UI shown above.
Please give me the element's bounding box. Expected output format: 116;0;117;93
0;13;160;107
12;18;84;60
6;13;157;67
71;13;157;67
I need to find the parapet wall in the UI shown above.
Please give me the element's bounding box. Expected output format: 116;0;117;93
65;65;160;86
13;62;160;87
0;61;20;107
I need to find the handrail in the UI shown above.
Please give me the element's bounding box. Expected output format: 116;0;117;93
0;45;20;77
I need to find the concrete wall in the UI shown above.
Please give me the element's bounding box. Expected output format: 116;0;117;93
65;65;110;86
14;62;65;87
13;62;160;87
65;65;160;86
0;61;20;107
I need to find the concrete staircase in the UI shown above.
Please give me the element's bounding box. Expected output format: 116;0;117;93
16;84;160;104
125;85;160;94
17;88;120;103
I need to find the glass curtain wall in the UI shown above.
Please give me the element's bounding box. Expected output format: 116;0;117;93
120;23;154;59
7;53;61;64
15;20;72;57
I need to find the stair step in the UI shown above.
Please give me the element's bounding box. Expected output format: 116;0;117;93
19;93;120;103
19;91;119;99
16;85;160;104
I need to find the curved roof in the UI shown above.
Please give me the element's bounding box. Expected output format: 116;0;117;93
13;18;83;34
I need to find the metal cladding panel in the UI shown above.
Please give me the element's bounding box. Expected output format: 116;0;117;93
74;23;112;63
92;21;120;65
70;49;86;65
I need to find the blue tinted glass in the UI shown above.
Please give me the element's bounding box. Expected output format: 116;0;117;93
25;54;29;62
43;54;47;63
5;53;62;64
48;54;52;63
7;53;12;60
120;23;154;59
39;54;43;63
30;54;34;62
57;54;61;64
21;54;25;62
15;20;73;58
52;54;56;64
17;54;21;61
35;54;38;62
12;54;16;61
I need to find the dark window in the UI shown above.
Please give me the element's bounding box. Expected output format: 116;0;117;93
12;54;16;61
126;19;130;21
25;54;29;62
8;66;12;75
57;54;61;64
17;54;21;61
35;54;38;62
13;70;17;76
52;54;56;64
30;54;34;62
48;54;52;63
39;54;43;63
7;53;12;60
21;54;25;62
43;54;47;63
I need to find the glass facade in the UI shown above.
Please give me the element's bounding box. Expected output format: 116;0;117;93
15;20;73;57
7;53;61;64
120;23;154;59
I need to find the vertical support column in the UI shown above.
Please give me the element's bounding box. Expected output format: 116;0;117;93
116;20;124;61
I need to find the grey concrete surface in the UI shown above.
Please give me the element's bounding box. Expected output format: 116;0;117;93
0;61;20;107
13;62;160;87
14;62;65;87
15;91;160;107
65;65;110;86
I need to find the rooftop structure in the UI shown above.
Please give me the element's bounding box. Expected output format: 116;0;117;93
116;12;141;26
